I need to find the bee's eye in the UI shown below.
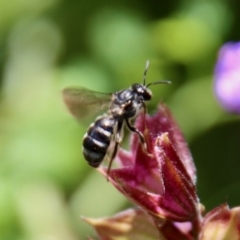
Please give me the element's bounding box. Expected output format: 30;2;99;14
143;91;151;100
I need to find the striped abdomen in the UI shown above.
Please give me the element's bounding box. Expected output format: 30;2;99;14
82;116;117;167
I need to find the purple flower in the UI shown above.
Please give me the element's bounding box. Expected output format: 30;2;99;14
214;42;240;114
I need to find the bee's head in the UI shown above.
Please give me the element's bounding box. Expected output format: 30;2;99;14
131;84;152;101
132;60;171;101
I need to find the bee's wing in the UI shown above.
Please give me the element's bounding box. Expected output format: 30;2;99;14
62;87;112;119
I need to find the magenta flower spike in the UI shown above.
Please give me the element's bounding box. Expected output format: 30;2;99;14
99;104;199;223
214;42;240;114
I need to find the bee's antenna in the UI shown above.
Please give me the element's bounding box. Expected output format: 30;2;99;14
143;60;150;86
143;60;171;87
146;80;171;88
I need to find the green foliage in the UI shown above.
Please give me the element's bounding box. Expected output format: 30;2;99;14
0;0;239;239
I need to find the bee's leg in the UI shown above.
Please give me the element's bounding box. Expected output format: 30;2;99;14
142;102;148;128
125;118;151;156
106;142;119;181
142;102;147;115
106;120;123;180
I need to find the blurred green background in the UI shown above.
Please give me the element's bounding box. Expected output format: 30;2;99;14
0;0;240;239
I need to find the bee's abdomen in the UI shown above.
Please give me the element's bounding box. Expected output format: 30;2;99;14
82;116;116;167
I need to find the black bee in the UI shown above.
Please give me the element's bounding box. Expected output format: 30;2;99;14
63;61;170;176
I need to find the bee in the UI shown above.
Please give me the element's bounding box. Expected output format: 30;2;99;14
62;61;170;177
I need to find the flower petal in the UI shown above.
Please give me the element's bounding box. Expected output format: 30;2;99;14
103;129;164;195
149;104;196;183
200;204;240;240
153;218;193;240
154;133;198;221
99;104;199;223
83;208;161;240
100;133;198;222
120;104;196;183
